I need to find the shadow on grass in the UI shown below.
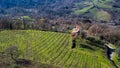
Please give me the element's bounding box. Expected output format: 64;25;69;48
79;43;95;51
87;41;105;49
86;37;105;49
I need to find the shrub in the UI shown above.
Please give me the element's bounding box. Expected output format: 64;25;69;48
81;31;87;39
5;45;22;59
88;24;120;46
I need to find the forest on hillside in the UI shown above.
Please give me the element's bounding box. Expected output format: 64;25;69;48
0;0;120;24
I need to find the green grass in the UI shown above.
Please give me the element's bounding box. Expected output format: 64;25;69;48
22;16;35;21
0;30;115;68
112;53;120;68
109;44;120;68
74;5;93;15
93;0;113;8
95;10;111;22
74;0;114;22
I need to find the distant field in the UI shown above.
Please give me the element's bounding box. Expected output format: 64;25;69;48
0;30;115;68
74;0;115;22
74;5;93;15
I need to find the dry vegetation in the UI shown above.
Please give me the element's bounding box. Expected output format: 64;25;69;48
88;24;120;47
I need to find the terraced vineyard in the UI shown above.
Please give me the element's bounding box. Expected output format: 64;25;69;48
0;30;115;68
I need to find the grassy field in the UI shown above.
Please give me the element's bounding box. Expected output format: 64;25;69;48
74;0;114;22
74;5;93;15
93;0;113;8
0;30;115;68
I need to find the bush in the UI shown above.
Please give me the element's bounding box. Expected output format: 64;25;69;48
88;24;120;46
87;36;105;45
86;36;95;41
5;45;22;59
81;31;87;39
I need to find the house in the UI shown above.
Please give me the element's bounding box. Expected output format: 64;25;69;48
71;24;82;40
71;24;82;48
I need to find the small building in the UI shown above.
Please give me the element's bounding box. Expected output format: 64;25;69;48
71;24;82;48
71;24;82;40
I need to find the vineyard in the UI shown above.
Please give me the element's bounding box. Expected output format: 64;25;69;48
0;30;115;68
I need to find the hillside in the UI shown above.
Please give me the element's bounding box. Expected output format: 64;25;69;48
0;0;120;23
0;30;116;68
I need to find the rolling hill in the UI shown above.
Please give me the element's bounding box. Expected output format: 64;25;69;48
0;30;117;68
0;0;120;23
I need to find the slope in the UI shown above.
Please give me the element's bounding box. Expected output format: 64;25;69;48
0;30;115;68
